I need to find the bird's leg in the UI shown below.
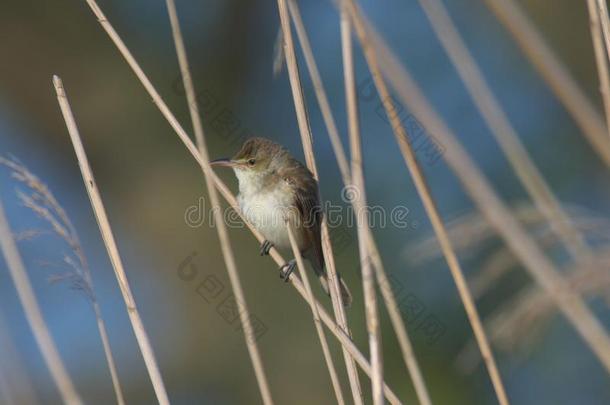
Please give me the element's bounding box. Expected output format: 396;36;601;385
279;259;296;282
260;240;274;256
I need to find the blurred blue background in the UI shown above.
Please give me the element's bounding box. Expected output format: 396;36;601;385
1;0;609;404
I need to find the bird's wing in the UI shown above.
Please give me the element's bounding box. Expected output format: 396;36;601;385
280;161;325;274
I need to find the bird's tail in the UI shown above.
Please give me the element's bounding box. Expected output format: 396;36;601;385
305;248;352;307
319;274;352;308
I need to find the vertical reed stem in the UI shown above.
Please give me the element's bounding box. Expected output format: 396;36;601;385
343;1;510;403
286;223;345;405
275;0;365;402
164;1;274;403
53;76;169;405
588;0;610;139
287;2;432;402
341;10;384;404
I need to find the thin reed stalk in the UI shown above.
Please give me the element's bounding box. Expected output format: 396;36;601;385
586;0;610;139
53;76;169;405
286;0;351;185
346;0;610;374
286;223;346;405
0;197;82;405
595;0;610;73
164;1;273;403
341;11;384;404
481;0;610;166
287;3;432;402
79;1;402;401
342;2;510;404
92;303;125;405
275;0;365;402
416;0;592;262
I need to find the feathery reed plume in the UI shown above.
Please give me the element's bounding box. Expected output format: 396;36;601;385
407;203;610;297
341;10;384;404
481;0;610;166
0;156;125;405
343;1;510;403
343;0;610;374
286;222;345;405
0;196;82;404
80;1;402;401
458;251;610;373
586;0;610;139
164;1;273;402
287;2;432;402
275;0;365;402
53;76;169;405
416;0;592;263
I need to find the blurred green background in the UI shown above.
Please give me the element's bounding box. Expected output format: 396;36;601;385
1;0;609;404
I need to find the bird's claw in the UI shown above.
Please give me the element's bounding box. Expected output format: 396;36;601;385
260;240;274;256
279;260;296;282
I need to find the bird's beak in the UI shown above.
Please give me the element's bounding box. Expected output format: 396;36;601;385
209;158;236;168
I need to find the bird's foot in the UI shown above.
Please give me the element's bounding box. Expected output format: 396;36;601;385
260;240;274;256
279;259;296;282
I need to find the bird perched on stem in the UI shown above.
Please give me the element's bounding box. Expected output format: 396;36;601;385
211;137;352;307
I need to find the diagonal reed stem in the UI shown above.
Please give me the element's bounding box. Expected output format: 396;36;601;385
79;0;401;401
341;10;384;404
164;1;273;403
346;0;610;375
275;0;365;402
595;0;610;76
416;0;592;262
53;76;169;405
286;223;346;405
286;2;433;403
0;197;82;405
92;301;125;405
481;0;610;166
586;0;610;139
342;2;510;404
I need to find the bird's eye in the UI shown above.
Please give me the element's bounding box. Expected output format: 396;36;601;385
247;159;256;166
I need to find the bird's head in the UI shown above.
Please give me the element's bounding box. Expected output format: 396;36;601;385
210;137;286;187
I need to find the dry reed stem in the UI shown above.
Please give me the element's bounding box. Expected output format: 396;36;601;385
417;0;592;263
286;223;346;405
286;0;351;185
287;3;432;402
275;0;365;402
341;11;384;404
92;303;125;405
595;0;610;79
343;2;510;404
0;197;82;404
347;1;610;375
481;0;610;166
164;1;273;403
53;76;170;405
79;1;401;401
586;0;610;139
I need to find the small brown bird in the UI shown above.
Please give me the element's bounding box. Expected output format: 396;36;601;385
211;137;352;307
